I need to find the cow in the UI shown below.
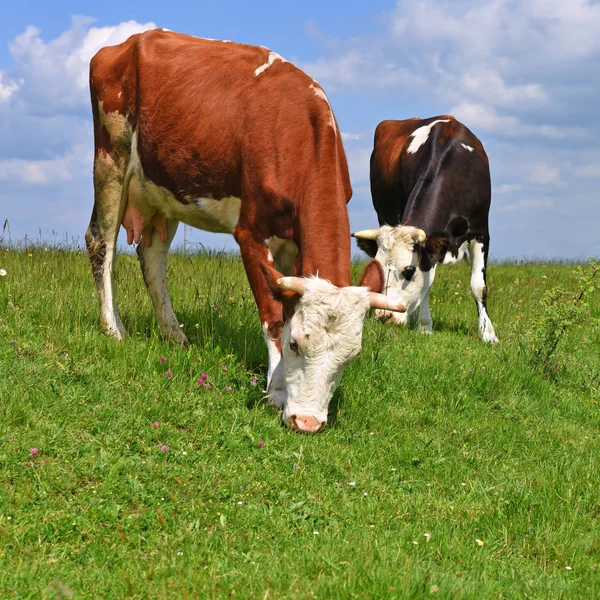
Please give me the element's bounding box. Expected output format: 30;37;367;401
353;116;498;343
86;29;405;433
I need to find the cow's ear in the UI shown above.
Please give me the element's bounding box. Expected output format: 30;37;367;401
358;259;385;293
355;237;378;258
420;232;450;266
260;263;301;307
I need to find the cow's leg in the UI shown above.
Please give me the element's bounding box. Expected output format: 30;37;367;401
468;239;498;343
85;151;128;339
235;228;287;408
136;220;189;347
418;291;433;334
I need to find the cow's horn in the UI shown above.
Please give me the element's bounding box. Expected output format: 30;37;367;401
352;229;380;240
368;292;406;313
276;277;306;296
411;228;427;244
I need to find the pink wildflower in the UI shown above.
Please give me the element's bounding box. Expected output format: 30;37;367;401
166;370;172;378
161;445;168;453
225;386;232;391
30;448;39;457
198;373;208;383
258;441;265;448
208;401;214;407
251;378;257;386
153;422;159;429
160;356;167;363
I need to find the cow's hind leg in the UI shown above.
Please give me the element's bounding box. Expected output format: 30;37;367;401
136;220;189;347
468;239;498;343
85;151;129;339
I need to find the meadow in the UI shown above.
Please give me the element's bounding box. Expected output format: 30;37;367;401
0;245;598;599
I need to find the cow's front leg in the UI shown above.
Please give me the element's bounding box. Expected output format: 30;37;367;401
137;220;189;347
235;228;287;408
418;291;433;334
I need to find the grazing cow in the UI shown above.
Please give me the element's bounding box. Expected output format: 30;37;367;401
353;116;498;343
86;29;404;433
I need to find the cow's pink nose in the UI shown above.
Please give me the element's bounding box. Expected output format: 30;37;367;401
290;415;324;433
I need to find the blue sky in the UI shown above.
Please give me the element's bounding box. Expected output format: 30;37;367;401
1;0;598;259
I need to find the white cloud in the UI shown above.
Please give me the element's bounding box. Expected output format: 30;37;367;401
0;140;92;185
450;100;586;139
494;184;523;193
0;72;19;100
496;197;555;213
0;17;153;188
8;16;156;115
529;162;562;185
460;70;547;107
450;101;519;132
301;51;425;91
341;132;361;141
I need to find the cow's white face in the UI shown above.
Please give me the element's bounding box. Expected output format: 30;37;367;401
372;226;437;323
279;278;371;432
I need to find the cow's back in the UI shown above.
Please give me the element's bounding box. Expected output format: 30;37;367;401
370;116;491;233
90;29;350;206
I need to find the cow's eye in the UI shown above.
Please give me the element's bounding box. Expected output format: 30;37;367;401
402;266;416;281
289;339;299;354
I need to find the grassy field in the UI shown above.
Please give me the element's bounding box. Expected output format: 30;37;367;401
0;246;598;599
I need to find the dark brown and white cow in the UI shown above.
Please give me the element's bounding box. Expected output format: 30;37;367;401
86;29;404;432
353;116;498;343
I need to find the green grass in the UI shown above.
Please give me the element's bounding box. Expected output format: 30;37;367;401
0;247;599;599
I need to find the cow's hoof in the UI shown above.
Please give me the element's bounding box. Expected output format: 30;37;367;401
482;331;499;343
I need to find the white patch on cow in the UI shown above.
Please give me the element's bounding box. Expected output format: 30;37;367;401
161;28;171;32
406;119;451;154
442;240;469;265
461;143;474;152
254;52;287;77
117;91;122;99
280;278;371;428
192;197;241;233
469;241;498;343
124;131;241;234
309;84;338;135
97;101;129;142
372;225;435;325
265;236;298;275
263;323;286;409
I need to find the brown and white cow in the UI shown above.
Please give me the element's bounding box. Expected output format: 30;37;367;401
86;29;404;432
353;116;498;343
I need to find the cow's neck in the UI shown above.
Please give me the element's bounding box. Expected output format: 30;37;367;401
298;203;352;288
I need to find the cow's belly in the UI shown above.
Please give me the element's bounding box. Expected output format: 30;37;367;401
135;175;241;234
123;130;241;243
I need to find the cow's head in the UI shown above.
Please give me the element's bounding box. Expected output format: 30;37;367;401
264;262;405;432
353;225;449;323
